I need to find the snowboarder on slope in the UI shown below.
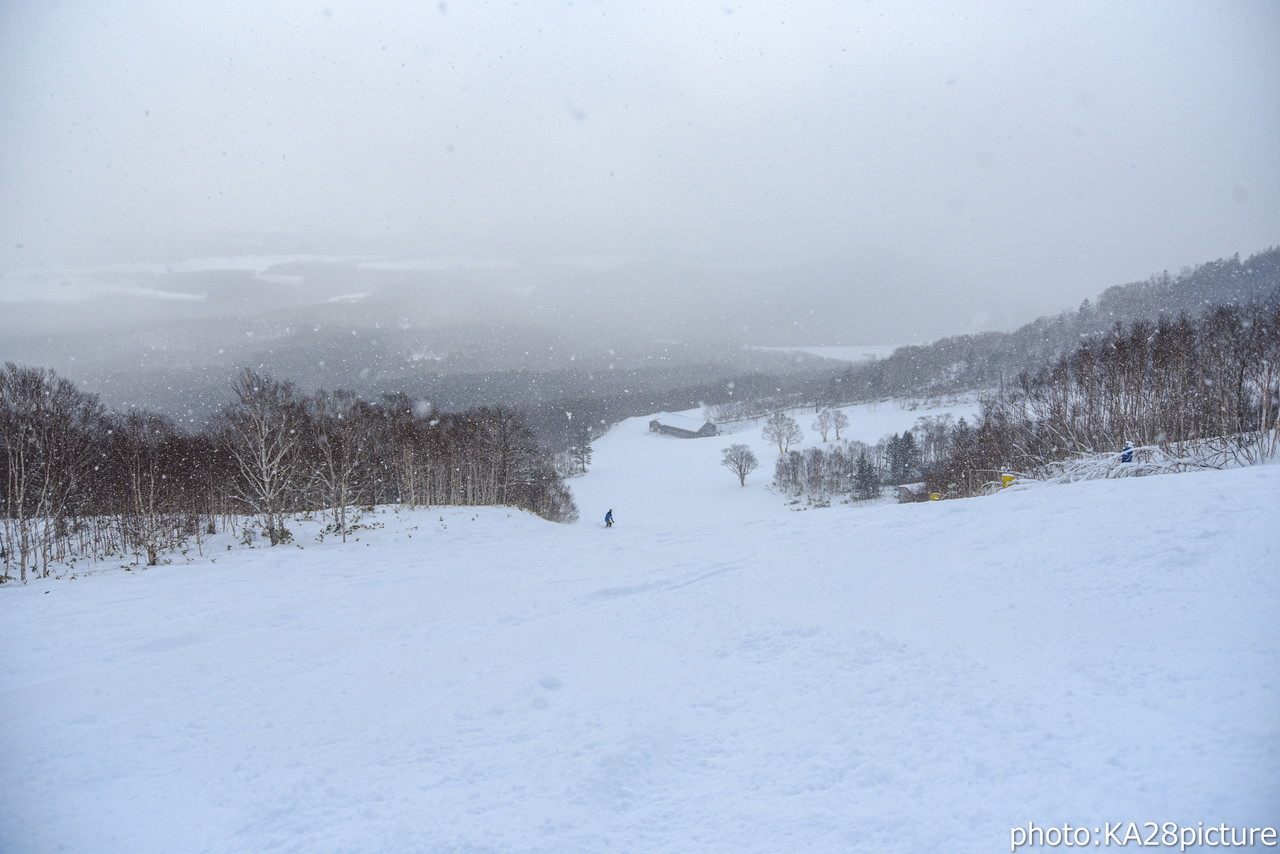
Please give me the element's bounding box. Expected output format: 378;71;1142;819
604;509;614;528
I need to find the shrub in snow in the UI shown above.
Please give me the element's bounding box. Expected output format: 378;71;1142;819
1017;442;1223;489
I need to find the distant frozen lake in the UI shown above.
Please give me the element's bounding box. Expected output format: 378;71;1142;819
752;344;907;362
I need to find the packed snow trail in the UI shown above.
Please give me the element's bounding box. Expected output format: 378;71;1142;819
2;407;1277;853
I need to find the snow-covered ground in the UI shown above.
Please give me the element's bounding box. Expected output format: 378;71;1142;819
2;401;1277;853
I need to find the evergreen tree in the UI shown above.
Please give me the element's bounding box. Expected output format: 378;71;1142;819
886;431;921;484
853;451;881;500
567;420;594;475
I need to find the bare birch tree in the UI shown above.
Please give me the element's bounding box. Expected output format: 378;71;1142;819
305;389;372;541
216;369;306;544
111;410;190;565
762;412;803;453
831;409;849;440
812;409;835;442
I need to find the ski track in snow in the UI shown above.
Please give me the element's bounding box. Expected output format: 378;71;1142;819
2;403;1278;853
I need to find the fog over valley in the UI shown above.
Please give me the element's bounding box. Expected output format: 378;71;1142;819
1;233;1067;421
2;0;1278;420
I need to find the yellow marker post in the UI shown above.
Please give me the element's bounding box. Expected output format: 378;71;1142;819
1001;474;1015;488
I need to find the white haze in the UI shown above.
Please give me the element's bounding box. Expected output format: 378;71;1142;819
1;0;1278;345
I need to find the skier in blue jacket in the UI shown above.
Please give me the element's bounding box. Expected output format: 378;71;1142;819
604;509;614;528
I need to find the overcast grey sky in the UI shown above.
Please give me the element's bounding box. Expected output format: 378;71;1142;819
2;0;1278;320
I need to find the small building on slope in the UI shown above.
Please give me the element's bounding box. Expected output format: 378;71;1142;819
648;414;719;439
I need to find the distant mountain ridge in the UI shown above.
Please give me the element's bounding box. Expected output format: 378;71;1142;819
824;246;1280;402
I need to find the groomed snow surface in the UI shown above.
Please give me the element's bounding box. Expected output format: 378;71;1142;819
3;401;1278;853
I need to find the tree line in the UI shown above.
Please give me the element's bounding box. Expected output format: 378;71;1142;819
925;299;1280;497
1;365;578;583
721;405;954;504
752;296;1277;504
766;414;954;505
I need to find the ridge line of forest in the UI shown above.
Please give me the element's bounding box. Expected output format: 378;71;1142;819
818;246;1280;405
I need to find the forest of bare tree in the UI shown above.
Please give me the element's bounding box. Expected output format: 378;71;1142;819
1;366;577;583
926;299;1280;496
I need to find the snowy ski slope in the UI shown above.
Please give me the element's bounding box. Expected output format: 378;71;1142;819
2;401;1277;853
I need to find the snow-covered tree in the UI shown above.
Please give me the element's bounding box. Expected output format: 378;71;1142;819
772;450;804;496
762;412;803;453
832;409;849;440
812;409;835;442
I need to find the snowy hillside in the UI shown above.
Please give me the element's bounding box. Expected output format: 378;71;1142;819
2;401;1278;854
